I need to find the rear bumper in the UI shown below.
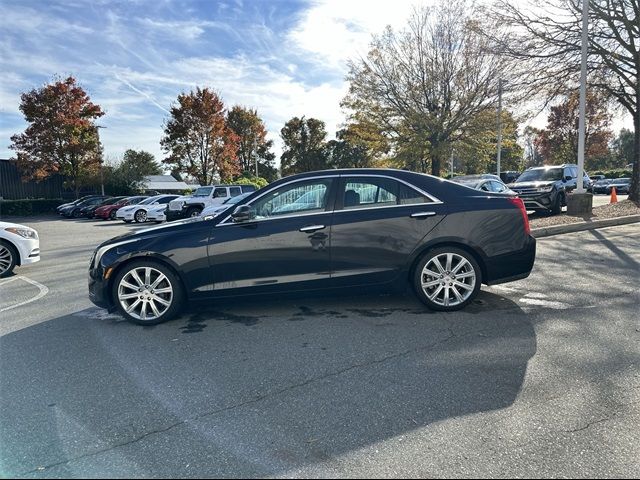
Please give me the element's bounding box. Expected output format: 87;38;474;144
485;236;536;285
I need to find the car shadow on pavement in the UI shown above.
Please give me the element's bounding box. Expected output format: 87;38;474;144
0;290;536;478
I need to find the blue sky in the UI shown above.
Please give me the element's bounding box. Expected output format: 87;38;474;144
0;0;418;165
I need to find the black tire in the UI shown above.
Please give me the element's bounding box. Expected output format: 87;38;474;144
550;194;562;215
134;209;147;223
109;210;117;220
72;209;82;218
111;260;185;325
186;207;202;218
0;240;18;278
413;247;482;312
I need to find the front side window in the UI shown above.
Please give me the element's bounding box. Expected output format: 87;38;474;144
251;179;333;218
213;188;228;198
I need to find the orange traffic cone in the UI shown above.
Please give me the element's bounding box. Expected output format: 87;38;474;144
610;186;618;204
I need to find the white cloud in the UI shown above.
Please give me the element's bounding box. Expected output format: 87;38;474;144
288;0;421;71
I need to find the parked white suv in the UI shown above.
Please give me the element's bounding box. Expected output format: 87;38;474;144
167;184;257;220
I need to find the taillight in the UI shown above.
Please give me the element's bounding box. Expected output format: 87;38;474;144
508;197;530;235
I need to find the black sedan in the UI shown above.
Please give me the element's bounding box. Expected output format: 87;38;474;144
89;169;536;325
592;178;613;194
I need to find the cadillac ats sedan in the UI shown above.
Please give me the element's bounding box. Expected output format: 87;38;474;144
89;169;536;325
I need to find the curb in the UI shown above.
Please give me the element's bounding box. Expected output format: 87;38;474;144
531;214;640;238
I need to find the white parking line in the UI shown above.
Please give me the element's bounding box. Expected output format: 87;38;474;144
0;276;49;313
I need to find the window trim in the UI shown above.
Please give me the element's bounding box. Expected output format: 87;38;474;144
216;173;442;226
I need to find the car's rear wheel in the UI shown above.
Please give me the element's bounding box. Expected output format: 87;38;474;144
72;209;81;218
134;210;147;223
109;210;116;220
0;241;17;278
413;247;481;311
112;260;184;325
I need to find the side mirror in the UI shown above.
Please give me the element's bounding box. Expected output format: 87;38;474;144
231;204;256;223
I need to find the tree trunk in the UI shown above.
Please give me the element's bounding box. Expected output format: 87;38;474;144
629;109;640;203
431;154;441;177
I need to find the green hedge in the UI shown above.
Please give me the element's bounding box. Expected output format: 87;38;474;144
0;199;64;216
590;169;633;179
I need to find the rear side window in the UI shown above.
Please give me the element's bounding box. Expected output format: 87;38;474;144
230;187;242;197
342;177;432;210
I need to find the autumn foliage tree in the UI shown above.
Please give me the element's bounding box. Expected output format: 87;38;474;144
535;91;613;170
226;106;277;181
161;88;240;185
280;117;329;175
9;76;104;198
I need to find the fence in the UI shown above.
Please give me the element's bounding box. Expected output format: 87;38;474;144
0;158;97;200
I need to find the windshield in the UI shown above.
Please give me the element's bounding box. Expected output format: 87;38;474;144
138;196;160;205
223;193;250;205
194;187;213;197
516;168;563;183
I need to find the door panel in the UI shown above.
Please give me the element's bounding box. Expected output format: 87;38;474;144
330;176;446;286
208;178;336;296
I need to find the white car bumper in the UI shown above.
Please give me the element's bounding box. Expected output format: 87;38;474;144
116;210;135;221
14;237;40;265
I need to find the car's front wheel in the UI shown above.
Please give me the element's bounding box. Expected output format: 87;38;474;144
413;247;481;311
0;241;17;278
186;207;202;218
112;260;184;325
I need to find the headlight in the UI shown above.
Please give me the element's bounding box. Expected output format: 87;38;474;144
536;186;553;193
5;227;38;240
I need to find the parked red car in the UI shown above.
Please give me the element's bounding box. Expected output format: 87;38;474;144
94;196;148;220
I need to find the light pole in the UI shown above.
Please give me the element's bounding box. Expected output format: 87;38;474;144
567;0;593;215
496;78;503;178
96;125;107;195
576;0;589;194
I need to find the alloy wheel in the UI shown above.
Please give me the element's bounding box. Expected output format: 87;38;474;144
117;266;173;321
135;210;147;222
0;245;13;276
420;252;476;307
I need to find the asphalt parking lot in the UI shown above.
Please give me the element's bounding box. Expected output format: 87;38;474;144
0;217;638;478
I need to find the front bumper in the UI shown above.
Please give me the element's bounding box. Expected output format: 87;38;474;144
147;211;166;222
12;237;40;266
116;211;135;221
166;209;187;221
89;267;111;309
514;192;554;210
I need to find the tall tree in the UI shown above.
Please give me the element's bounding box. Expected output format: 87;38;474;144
226;106;276;179
523;126;545;168
9;76;104;199
161;87;240;185
343;1;508;176
484;0;640;201
536;90;613;170
611;128;635;168
325;127;375;169
280;117;329;175
105;149;162;195
455;109;524;174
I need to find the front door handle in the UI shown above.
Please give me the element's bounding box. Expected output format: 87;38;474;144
299;224;326;233
410;212;437;218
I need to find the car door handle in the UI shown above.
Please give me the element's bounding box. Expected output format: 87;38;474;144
410;212;437;218
299;225;326;233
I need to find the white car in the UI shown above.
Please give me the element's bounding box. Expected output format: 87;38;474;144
116;195;179;223
0;221;40;277
199;192;252;218
145;203;170;223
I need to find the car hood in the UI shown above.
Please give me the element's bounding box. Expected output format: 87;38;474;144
0;220;32;230
98;216;203;247
508;181;555;189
